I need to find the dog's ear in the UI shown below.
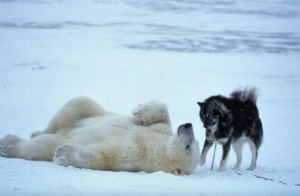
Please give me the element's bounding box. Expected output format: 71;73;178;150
197;102;203;108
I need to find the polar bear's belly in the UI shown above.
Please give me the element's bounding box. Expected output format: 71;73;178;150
67;115;136;145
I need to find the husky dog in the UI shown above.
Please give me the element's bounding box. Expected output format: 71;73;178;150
197;87;263;171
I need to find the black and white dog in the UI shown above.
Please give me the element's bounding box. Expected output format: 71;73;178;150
197;87;263;171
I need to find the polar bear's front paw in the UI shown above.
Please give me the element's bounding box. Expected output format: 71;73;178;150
54;144;99;169
132;101;169;126
132;106;149;126
0;134;23;157
54;144;74;166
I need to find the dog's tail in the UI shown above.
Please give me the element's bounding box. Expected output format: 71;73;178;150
230;87;259;104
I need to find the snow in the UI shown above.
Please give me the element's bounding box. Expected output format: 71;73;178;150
0;0;299;195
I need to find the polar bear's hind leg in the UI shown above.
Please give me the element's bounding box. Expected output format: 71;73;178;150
40;97;107;135
0;134;62;161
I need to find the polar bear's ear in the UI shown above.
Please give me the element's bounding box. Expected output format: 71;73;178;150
177;123;195;150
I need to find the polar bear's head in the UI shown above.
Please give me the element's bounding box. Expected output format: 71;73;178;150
167;123;200;175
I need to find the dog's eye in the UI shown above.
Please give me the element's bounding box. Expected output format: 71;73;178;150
206;114;213;118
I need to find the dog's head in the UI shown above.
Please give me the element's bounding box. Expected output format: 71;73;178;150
197;97;232;135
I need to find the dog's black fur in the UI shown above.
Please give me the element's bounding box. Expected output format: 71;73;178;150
197;87;263;171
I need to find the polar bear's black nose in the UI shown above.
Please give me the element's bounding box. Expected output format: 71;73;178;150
178;123;194;137
184;123;192;129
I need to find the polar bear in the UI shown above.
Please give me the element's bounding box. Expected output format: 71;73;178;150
0;97;200;175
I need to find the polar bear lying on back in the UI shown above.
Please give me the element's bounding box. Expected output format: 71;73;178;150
0;97;200;175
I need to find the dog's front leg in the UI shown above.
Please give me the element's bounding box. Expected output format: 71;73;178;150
219;141;231;171
199;139;214;166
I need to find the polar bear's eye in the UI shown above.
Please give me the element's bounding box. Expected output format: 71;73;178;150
176;169;182;175
185;144;191;150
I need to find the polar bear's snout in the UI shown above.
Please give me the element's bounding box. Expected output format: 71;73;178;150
178;123;195;140
177;123;195;150
183;123;192;129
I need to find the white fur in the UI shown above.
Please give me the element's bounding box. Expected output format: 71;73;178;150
0;97;200;175
199;146;209;166
232;134;258;170
217;138;229;145
209;124;218;135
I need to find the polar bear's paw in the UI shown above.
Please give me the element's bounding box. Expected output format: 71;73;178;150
54;144;74;166
132;101;169;126
132;105;149;126
54;144;99;169
0;134;23;157
31;131;44;138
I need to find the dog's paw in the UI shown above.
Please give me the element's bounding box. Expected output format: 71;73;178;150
232;165;240;170
199;157;206;166
0;134;23;157
218;166;226;172
247;165;256;171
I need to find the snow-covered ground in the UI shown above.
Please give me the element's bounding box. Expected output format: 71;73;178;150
0;0;299;195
